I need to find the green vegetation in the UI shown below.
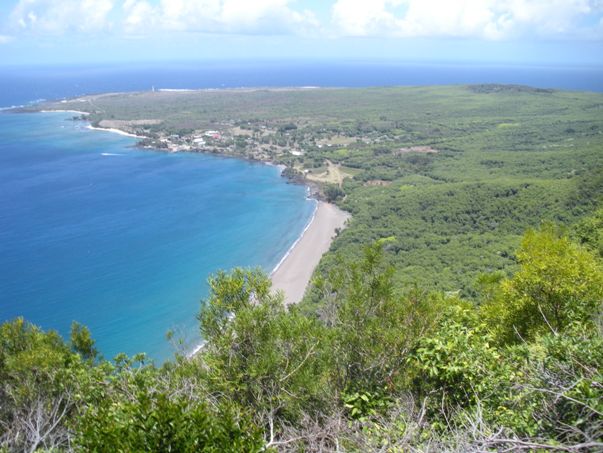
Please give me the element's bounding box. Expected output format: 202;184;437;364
37;85;603;297
8;85;601;450
1;221;602;451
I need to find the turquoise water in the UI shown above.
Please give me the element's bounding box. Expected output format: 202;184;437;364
0;112;315;361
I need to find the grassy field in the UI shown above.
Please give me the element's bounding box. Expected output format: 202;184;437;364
38;84;603;299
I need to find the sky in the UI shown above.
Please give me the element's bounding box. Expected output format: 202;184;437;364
0;0;602;66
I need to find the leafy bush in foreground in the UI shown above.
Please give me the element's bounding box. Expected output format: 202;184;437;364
1;222;602;451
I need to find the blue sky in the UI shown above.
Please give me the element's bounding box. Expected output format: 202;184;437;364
0;0;602;66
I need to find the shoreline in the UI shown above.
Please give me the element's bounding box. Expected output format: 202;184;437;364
36;110;146;139
86;124;147;139
188;201;349;358
74;113;349;307
72;114;309;185
271;201;350;305
40;109;90;116
270;199;318;277
42;107;350;346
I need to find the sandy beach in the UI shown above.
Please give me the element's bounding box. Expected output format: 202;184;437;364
86;124;146;139
40;109;90;115
39;111;145;139
65;107;349;307
271;201;350;305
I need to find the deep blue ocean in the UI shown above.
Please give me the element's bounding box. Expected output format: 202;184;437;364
0;60;602;108
1;60;601;361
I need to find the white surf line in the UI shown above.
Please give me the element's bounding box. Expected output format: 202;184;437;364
187;341;207;359
188;201;319;359
270;200;319;277
0;104;26;110
86;125;146;139
40;109;90;115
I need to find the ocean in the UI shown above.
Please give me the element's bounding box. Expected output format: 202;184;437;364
1;60;601;361
0;60;602;109
0;111;315;360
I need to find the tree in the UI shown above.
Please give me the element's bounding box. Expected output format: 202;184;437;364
412;302;503;408
573;208;603;258
70;321;98;362
315;241;443;395
483;225;603;343
323;184;345;202
0;318;80;451
75;383;264;452
197;268;333;427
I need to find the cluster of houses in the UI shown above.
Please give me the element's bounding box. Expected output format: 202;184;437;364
142;129;226;153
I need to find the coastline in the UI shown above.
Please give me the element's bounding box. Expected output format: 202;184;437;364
36;110;146;139
73;113;349;306
86;124;146;139
40;109;90;116
271;201;350;305
270;200;319;277
42;106;350;342
187;201;349;358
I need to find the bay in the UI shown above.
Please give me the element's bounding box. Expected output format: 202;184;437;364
0;111;315;360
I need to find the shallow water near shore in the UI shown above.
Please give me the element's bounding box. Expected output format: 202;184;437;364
0;112;315;361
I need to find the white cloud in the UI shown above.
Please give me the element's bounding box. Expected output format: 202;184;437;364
6;0;602;40
0;35;14;44
10;0;115;34
122;0;320;35
331;0;603;39
123;0;157;33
